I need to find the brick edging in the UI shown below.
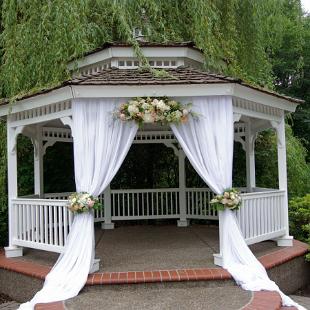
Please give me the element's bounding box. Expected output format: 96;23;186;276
35;301;65;310
0;240;308;286
242;291;283;310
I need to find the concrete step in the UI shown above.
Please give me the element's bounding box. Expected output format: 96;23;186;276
0;301;20;309
289;295;310;309
65;283;252;310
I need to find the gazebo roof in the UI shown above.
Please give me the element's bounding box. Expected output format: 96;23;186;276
2;66;302;105
77;41;201;58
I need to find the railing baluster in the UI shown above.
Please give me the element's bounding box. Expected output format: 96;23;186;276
49;205;53;245
40;205;44;243
59;206;63;246
53;205;58;246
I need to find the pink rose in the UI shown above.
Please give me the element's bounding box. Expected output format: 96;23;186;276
120;113;126;121
88;199;95;208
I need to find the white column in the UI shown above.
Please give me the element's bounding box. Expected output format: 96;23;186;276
177;149;189;227
245;122;256;192
34;125;44;198
101;184;114;229
5;118;23;257
213;211;224;266
274;116;293;246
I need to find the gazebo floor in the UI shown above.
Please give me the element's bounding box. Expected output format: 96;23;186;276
18;224;281;272
0;223;309;308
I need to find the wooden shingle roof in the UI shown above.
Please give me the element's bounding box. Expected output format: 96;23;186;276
68;66;238;86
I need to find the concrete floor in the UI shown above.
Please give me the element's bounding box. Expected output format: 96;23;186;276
18;223;280;272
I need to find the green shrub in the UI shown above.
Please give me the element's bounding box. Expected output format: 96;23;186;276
289;194;310;260
0;122;8;247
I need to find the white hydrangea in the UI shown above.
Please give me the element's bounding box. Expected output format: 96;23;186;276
174;110;183;118
142;102;151;110
151;99;159;106
156;100;170;111
128;104;139;115
143;113;154;123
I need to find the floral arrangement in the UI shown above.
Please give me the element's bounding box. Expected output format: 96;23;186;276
67;192;102;214
116;97;193;125
210;188;242;211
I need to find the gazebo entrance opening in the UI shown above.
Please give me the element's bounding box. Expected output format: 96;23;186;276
11;121;287;263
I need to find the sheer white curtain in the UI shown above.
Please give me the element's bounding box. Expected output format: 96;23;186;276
171;96;304;310
19;98;138;310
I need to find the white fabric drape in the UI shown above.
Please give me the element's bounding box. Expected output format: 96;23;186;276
171;96;305;310
19;98;138;309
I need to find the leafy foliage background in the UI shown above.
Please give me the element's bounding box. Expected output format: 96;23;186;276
0;0;309;246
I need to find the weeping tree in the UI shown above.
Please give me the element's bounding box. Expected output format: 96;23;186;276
1;0;299;98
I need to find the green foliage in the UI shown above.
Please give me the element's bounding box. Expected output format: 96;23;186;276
289;194;310;260
255;125;310;198
0;121;7;246
1;0;305;99
17;136;33;196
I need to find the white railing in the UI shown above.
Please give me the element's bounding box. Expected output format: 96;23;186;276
11;188;287;253
110;188;180;220
238;190;286;245
186;188;217;219
11;198;73;253
44;192;72;200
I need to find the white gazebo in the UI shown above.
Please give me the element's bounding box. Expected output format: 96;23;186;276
1;42;301;271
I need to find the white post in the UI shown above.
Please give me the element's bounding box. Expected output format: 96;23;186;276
5;118;23;257
177;149;189;227
101;184;114;229
34;125;44;198
213;211;224;266
274;115;293;246
245;121;256;192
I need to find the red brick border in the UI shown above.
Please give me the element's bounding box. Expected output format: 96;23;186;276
34;301;65;310
242;291;283;310
0;240;308;285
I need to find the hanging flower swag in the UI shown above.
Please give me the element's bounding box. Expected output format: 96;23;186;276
67;192;102;213
115;97;194;125
210;188;242;211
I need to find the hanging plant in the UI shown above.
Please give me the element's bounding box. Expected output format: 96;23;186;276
67;192;102;214
115;97;193;126
210;188;242;211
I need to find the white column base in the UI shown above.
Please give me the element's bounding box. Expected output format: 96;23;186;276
4;246;23;258
89;258;100;274
101;222;115;230
177;219;189;227
213;253;223;267
276;235;293;247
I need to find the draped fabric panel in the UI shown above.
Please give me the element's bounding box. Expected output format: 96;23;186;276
19;99;138;309
171;96;304;310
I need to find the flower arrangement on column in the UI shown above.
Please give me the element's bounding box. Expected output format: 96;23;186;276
67;192;102;213
210;188;242;211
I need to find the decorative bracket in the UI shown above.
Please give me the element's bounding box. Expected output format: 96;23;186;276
234;136;246;151
270;120;284;147
8;126;25;154
233;113;242;123
43;140;57;156
61;116;73;129
163;142;180;156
